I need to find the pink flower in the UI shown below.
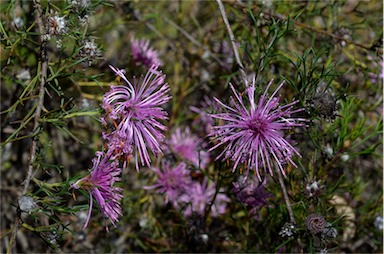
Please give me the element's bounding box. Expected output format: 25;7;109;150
180;177;230;217
102;65;171;170
71;152;123;231
210;78;307;181
131;36;162;67
165;127;210;169
144;161;191;207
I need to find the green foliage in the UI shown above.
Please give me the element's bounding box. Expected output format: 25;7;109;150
1;0;382;253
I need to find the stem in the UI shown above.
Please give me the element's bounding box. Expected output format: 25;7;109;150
276;167;303;253
276;168;295;224
23;0;48;201
8;0;47;253
216;0;248;85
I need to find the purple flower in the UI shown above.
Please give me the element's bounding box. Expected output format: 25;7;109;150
71;152;123;231
102;65;171;170
210;78;306;181
165;127;210;169
131;36;162;67
233;176;272;219
144;161;191;207
180;177;230;217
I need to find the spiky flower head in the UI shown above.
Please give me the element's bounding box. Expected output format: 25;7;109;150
180;177;230;217
101;65;171;170
144;161;191;207
71;152;123;231
210;78;306;181
165;127;210;169
131;36;162;67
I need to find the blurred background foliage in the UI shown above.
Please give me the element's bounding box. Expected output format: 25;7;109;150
1;0;383;253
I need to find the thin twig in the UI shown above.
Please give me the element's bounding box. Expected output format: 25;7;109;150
8;0;47;253
276;168;296;224
276;167;303;253
23;0;47;199
216;0;248;85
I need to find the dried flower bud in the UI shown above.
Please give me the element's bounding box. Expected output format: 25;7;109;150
79;38;102;66
45;12;67;38
305;214;326;234
321;222;337;239
310;92;338;120
279;222;296;238
304;179;323;198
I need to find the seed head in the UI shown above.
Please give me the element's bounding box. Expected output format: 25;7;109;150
305;213;326;234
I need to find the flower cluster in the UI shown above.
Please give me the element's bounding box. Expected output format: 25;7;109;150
146;161;229;218
209;78;306;181
71;152;123;231
101;64;171;170
71;62;170;231
180;177;230;217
